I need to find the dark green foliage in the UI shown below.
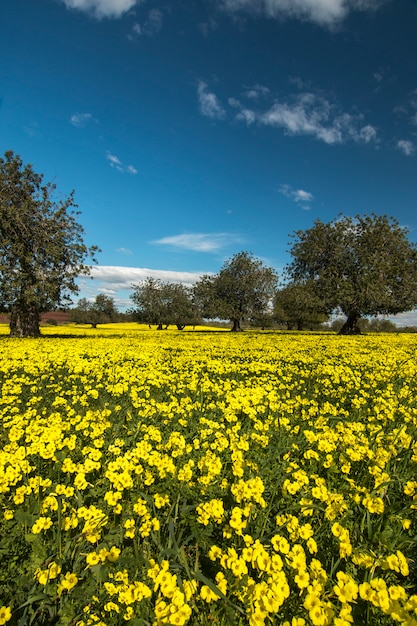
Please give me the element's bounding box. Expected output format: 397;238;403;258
286;214;417;334
274;281;329;330
194;251;278;331
0;151;99;337
70;294;118;327
131;278;201;329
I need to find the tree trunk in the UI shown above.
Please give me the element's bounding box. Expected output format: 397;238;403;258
9;305;41;337
231;319;243;332
338;312;361;335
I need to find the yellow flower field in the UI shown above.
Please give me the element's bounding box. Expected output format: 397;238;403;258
0;325;416;625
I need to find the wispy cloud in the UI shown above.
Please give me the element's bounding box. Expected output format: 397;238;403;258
198;18;219;37
106;151;138;174
207;85;378;146
128;8;163;39
116;247;133;255
197;81;226;120
70;112;96;128
60;0;140;19
397;140;415;156
243;85;270;100
395;88;417;126
23;122;41;138
279;184;314;209
257;93;377;144
218;0;386;28
152;233;243;252
107;152;123;171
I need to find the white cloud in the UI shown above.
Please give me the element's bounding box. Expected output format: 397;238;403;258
76;265;206;309
60;0;139;19
89;265;204;290
197;82;226;120
243;85;270;100
144;9;163;35
106;151;138;173
279;184;314;209
294;189;313;203
395;88;417;127
202;83;378;146
388;310;417;327
358;124;377;143
117;247;133;255
70;112;95;128
218;0;386;28
106;151;123;172
152;233;243;252
397;140;415;156
231;91;377;145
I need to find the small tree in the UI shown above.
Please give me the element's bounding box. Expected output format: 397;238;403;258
0;151;98;337
274;281;328;330
130;278;165;328
70;294;117;327
163;282;201;329
194;251;278;331
286;214;417;334
130;278;200;329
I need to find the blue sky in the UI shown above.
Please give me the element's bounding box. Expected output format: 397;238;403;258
1;0;417;322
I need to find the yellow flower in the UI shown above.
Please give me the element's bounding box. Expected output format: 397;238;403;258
362;494;384;514
200;584;221;602
153;493;170;508
35;562;62;585
32;516;53;534
58;572;78;596
295;570;310;589
104;602;120;613
123;606;134;621
0;606;12;625
124;518;136;538
107;546;121;562
85;552;101;567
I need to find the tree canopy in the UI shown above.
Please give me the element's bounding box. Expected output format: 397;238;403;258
286;214;417;334
130;278;200;329
0;151;98;337
274;281;328;330
70;294;118;327
194;251;278;331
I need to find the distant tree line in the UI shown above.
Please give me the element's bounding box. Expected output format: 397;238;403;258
125;221;417;333
69;294;133;327
2;150;417;336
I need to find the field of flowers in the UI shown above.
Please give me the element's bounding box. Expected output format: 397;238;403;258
0;324;416;626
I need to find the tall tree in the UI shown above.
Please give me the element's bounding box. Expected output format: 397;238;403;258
0;151;99;337
131;278;200;329
286;214;417;334
194;251;278;331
